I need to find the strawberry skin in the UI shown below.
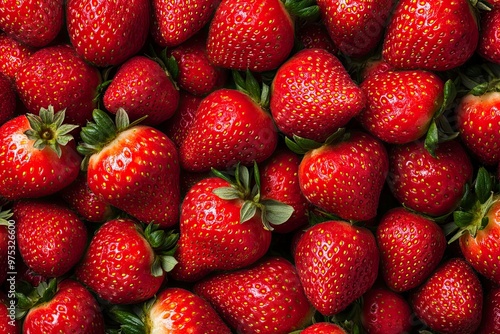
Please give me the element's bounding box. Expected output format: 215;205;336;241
478;7;500;64
270;48;366;142
477;286;500;334
193;257;314;334
294;220;379;316
301;322;347;333
0;73;15;125
382;0;479;71
0;32;34;82
296;21;338;54
0;292;20;333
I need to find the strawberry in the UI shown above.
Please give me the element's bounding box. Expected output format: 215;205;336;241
361;287;413;334
292;130;389;222
179;72;278;172
76;218;178;304
316;0;395;58
478;6;500;64
477;285;500;333
376;207;447;292
15;44;101;127
0;73;15;125
66;0;150;67
0;106;81;200
151;0;220;48
387;139;473;217
103;55;180;126
296;21;338;54
77;109;180;228
17;279;105;333
294;220;379;316
300;322;347;333
0;0;63;48
0;291;19;334
0;32;34;82
270;48;366;142
410;258;483;334
194;257;314;334
359;56;394;81
382;0;480;71
170;164;293;282
356;69;445;144
13;199;88;278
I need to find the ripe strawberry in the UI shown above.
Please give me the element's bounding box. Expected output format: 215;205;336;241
356;69;444;144
0;32;34;82
387;139;473;217
478;6;500;64
0;0;63;48
103;55;180;126
477;285;500;333
77;109;180;228
194;257;313;333
317;0;395;58
411;258;483;334
66;0;150;67
13;199;88;278
382;0;480;71
294;220;379;316
294;130;389;222
296;21;338;54
0;73;15;125
151;0;219;48
17;279;105;333
270;48;366;142
361;287;413;334
15;44;101;127
0;291;19;334
376;207;447;292
76;218;178;304
0;106;81;200
359;56;394;81
300;322;347;333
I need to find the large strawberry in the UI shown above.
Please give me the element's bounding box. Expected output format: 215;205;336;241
194;257;314;334
15;44;101;126
0;106;81;200
0;0;63;48
294;220;379;316
382;0;480;71
0;32;34;82
66;0;150;67
411;258;483;334
77;109;180;228
76;218;178;304
270;48;366;142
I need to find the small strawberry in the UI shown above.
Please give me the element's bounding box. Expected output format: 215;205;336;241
300;322;347;334
376;207;447;292
478;6;500;64
294;220;379;316
0;106;81;200
0;73;15;125
382;0;481;71
194;257;314;334
77;109;180;228
296;21;338;54
0;0;63;48
270;48;366;142
361;286;413;334
103;55;180;126
0;32;34;82
477;285;500;333
15;44;101;126
387;139;473;217
411;258;483;334
66;0;150;67
76;219;178;304
13;199;88;278
317;0;395;58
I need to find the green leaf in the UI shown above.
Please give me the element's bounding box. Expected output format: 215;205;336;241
160;255;178;272
261;199;294;226
240;201;258;223
475;167;493;204
236;163;250;190
213;187;241;200
424;120;439;157
150;257;164;277
453;211;475;228
115;108;130;131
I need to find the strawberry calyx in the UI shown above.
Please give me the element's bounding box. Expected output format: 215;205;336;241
459;62;500;96
24;105;79;158
232;70;271;108
0;206;13;226
106;303;147;334
285;127;349;155
141;223;179;276
15;278;58;320
283;0;320;21
211;162;294;231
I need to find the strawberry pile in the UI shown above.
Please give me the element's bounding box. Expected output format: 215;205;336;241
2;0;500;333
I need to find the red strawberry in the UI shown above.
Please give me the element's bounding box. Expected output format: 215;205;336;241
382;0;480;71
0;291;19;334
376;207;447;292
194;257;314;334
270;48;366;142
0;32;34;82
478;6;500;64
294;220;379;316
411;258;483;334
66;0;150;67
0;0;63;48
361;287;413;334
76;218;178;304
0;106;81;200
317;0;395;58
17;279;105;333
356;69;444;144
151;0;220;48
295;130;389;222
77;109;180;228
13;199;88;278
0;73;15;125
387;139;473;217
296;21;338;54
300;322;347;333
359;56;394;81
15;44;101;126
477;285;500;333
103;55;180;126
